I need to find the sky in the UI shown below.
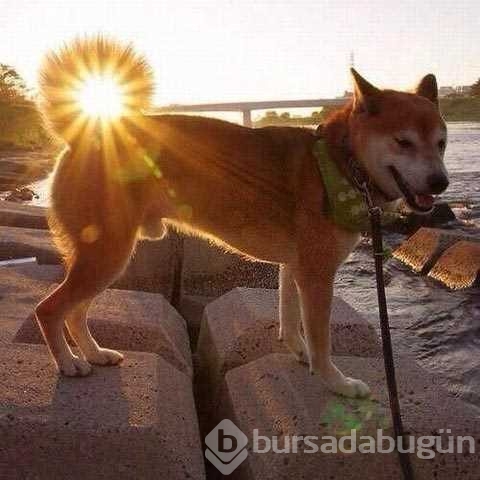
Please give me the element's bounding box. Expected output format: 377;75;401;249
1;0;479;109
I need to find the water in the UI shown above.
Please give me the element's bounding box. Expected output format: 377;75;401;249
6;122;480;408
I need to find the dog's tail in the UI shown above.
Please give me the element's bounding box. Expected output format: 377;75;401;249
38;36;154;144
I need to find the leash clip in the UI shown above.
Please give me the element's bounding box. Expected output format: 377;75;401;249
359;181;383;217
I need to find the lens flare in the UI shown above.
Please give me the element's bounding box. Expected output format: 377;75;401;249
39;36;154;145
77;75;124;118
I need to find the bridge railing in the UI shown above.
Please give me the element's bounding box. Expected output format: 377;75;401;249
149;98;347;127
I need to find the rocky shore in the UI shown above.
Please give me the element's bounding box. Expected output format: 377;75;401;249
0;200;478;479
0;132;479;478
0;149;53;193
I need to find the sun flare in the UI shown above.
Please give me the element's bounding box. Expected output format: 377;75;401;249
39;37;154;143
76;75;124;118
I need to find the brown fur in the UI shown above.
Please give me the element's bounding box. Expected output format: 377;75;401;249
35;38;447;398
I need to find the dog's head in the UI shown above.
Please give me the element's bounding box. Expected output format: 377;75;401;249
348;69;448;213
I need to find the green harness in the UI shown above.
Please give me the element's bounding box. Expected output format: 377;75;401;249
313;139;396;232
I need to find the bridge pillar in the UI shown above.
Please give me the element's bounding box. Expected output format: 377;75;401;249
242;110;252;128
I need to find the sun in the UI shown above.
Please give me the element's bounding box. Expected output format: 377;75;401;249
39;37;154;144
76;75;124;118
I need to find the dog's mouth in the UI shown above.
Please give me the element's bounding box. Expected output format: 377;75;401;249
389;166;434;213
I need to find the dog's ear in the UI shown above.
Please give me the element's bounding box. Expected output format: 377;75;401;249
415;74;438;106
351;68;381;114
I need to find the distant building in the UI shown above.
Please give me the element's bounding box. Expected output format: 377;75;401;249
439;86;456;97
439;85;472;97
455;85;471;96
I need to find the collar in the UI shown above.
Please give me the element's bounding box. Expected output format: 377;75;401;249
313;138;397;232
339;134;394;203
313;139;371;232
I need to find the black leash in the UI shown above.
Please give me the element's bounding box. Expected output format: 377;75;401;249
360;183;415;480
315;127;414;477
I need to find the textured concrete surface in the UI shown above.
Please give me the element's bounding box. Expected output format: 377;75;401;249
196;288;380;391
0;344;205;480
182;237;278;297
114;235;182;297
0;224;179;297
178;294;215;350
195;288;380;435
0;210;282;299
219;353;479;480
17;287;193;377
0;264;62;345
0;201;48;229
0;264;192;376
0;225;59;264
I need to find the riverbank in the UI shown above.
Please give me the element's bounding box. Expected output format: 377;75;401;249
0;102;49;151
440;97;480;122
253;97;480;126
0;149;54;192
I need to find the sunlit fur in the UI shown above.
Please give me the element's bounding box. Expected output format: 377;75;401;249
324;75;448;209
34;38;445;399
352;93;447;200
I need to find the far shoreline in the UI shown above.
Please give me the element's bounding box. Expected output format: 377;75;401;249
254;98;480;127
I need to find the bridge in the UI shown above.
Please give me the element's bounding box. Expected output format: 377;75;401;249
150;98;347;127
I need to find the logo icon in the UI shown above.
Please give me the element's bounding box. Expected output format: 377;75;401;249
205;419;248;474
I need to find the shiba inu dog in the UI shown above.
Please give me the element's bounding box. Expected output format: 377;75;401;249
35;37;448;397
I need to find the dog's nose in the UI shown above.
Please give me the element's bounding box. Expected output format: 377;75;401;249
427;173;449;194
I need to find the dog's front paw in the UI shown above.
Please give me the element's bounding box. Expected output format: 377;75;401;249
86;348;124;366
58;356;93;377
326;376;371;398
311;363;371;398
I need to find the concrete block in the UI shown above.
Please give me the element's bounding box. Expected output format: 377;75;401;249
0;226;59;264
0;201;48;229
0;264;63;344
182;237;278;297
196;288;380;391
218;353;479;480
0;225;179;297
16;287;193;377
0;264;192;377
114;235;181;297
0;344;205;480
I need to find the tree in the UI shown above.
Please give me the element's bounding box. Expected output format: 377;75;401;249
0;64;29;103
471;78;480;98
265;110;279;119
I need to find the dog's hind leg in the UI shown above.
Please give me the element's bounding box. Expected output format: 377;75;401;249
278;264;308;363
35;230;137;376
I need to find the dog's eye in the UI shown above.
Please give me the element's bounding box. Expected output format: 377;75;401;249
395;138;413;149
438;139;446;150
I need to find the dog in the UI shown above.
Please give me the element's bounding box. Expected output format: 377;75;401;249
35;37;448;398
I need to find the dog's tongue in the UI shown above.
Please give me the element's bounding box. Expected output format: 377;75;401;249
415;194;435;209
